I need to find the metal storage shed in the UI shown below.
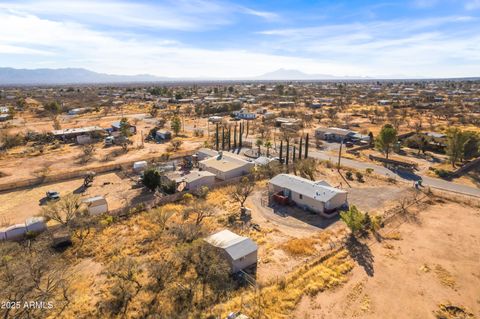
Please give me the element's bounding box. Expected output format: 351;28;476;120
205;229;258;273
82;196;108;216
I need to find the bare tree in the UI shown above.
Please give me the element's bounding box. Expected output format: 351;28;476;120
231;176;255;208
41;194;85;225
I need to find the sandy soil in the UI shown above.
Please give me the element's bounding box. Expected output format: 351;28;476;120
0;172;150;225
293;201;480;319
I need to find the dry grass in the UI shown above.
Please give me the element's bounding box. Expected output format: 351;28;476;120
217;250;354;318
434;264;456;289
281;238;318;256
434;303;475;319
382;231;402;240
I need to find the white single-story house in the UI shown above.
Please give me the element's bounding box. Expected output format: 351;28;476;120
82;196;108;216
315;127;356;142
205;229;258;273
268;174;348;217
199;151;254;181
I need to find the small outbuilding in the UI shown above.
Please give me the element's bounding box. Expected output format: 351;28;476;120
205;229;258;273
182;170;216;191
25;217;47;234
133;161;148;172
82;196;108;216
4;224;27;241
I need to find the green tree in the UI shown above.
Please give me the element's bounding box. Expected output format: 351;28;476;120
376;124;397;159
171;116;181;136
44;101;62;119
340;205;366;237
255;138;263;156
142;168;161;192
446;128;470;167
119;117;132;138
264;140;272;157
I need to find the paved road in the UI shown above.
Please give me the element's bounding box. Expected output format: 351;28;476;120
309;150;480;198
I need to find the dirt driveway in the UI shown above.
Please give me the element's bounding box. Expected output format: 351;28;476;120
0;172;149;225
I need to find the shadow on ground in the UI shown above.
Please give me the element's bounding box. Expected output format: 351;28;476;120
346;236;375;277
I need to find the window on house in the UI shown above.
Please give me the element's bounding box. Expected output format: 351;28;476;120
299;194;303;199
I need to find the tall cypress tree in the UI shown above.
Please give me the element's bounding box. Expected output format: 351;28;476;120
279;140;283;164
305;133;309;158
233;124;237;149
286;140;290;165
293;146;296;162
239;122;243;149
299;136;303;160
215;123;219;151
228;126;232;150
221;126;225;150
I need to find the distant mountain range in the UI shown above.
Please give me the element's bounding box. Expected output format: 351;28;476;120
0;67;170;85
0;67;475;85
254;68;371;80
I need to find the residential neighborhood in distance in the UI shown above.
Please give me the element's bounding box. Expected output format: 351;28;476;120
0;1;479;319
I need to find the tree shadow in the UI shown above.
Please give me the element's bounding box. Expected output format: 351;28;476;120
73;185;87;194
346;236;375;277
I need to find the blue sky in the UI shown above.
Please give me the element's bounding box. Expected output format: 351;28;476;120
0;0;479;78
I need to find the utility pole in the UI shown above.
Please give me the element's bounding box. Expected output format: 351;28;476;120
337;138;344;169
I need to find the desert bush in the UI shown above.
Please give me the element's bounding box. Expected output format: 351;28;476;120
193;128;204;137
0;131;25;150
355;171;364;182
345;171;353;180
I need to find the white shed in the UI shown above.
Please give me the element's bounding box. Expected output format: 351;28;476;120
82;196;108;216
25;217;47;234
182;170;216;190
4;224;27;241
133;161;148;172
205;229;258;273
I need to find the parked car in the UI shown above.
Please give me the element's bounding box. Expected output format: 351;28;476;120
46;191;60;201
345;141;354;148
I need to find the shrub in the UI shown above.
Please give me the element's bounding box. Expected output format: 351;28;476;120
355;171;364;182
434;168;450;179
365;168;374;175
345;171;353;180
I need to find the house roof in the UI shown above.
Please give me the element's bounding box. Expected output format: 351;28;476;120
182;170;216;183
316;127;355;137
206;229;257;261
200;151;253;173
269;174;346;203
82;196;107;207
52;126;104;136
